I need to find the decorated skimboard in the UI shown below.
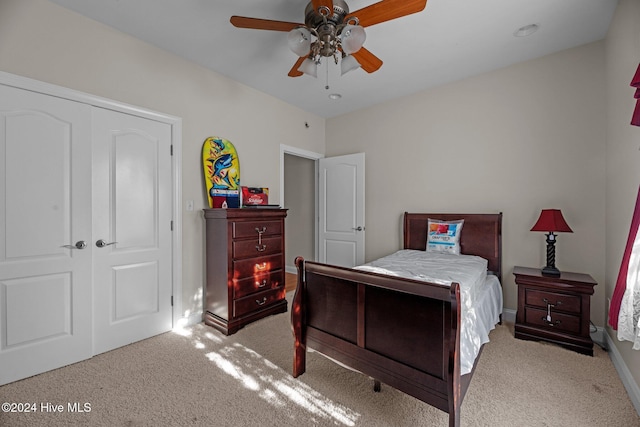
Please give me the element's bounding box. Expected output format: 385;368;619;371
202;136;240;208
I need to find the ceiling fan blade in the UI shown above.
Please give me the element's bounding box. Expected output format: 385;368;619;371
352;47;383;73
346;0;427;28
288;57;306;77
311;1;334;13
230;16;302;32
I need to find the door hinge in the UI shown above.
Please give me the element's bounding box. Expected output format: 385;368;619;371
170;220;173;231
171;295;174;306
170;145;173;156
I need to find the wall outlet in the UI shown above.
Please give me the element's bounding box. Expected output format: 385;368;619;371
186;200;194;211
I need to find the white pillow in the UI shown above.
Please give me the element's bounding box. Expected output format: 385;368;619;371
427;219;464;255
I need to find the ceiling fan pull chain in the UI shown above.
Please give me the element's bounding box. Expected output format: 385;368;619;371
325;60;330;90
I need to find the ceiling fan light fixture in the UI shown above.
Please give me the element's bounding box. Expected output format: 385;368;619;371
230;0;429;79
340;54;361;75
341;24;366;54
298;57;318;77
287;27;312;56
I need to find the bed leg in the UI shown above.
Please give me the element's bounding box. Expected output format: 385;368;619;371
292;256;306;378
293;341;306;378
373;379;381;392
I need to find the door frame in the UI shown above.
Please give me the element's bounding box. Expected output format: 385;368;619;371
0;71;183;327
279;144;323;267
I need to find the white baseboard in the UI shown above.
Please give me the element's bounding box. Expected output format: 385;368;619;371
286;265;296;274
590;325;605;349
175;311;203;328
604;329;640;416
502;308;516;323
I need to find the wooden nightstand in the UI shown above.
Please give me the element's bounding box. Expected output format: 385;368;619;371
513;266;596;356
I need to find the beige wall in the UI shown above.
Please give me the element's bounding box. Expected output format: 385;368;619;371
605;0;640;393
326;41;607;326
0;0;326;319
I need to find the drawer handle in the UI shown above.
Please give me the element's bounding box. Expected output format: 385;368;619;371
255;227;267;246
256;244;267;252
255;262;267;270
542;299;562;326
542;317;561;327
255;297;267;306
258;279;268;288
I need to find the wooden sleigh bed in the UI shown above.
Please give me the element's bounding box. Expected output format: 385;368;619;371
291;212;502;427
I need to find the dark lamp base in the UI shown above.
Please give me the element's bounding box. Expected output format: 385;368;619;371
541;266;561;277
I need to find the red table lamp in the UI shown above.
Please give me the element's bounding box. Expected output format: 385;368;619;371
530;209;573;276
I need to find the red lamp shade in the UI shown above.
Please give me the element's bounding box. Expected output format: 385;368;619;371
631;64;640;127
633;100;640;127
631;63;640;88
530;209;573;233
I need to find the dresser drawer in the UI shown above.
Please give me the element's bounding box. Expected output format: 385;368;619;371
233;254;283;279
232;220;282;239
525;289;581;314
233;270;284;299
233;236;282;259
233;286;286;318
523;306;581;335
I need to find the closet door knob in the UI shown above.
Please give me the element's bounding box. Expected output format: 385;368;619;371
62;240;87;250
96;239;117;248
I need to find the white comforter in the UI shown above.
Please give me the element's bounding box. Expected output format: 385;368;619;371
355;250;503;375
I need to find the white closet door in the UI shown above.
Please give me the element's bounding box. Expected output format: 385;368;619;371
318;153;365;267
0;85;93;385
91;107;173;355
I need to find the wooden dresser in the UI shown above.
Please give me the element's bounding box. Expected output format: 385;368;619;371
204;208;288;335
513;266;596;356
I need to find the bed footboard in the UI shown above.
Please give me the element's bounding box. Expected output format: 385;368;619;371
291;256;463;427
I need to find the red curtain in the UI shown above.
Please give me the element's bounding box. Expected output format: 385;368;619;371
609;185;640;329
610;65;640;326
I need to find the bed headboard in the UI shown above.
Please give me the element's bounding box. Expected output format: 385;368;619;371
403;212;503;281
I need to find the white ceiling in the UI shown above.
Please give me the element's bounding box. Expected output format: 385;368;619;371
49;0;618;118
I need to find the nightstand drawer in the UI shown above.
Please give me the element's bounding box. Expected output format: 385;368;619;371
525;289;581;314
523;306;581;335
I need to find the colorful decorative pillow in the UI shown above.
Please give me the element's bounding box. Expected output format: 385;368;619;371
427;219;464;255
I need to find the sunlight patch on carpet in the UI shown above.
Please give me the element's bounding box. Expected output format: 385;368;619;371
172;324;193;337
204;342;360;426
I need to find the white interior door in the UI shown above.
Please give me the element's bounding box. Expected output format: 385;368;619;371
318;153;365;267
0;85;93;385
92;107;173;355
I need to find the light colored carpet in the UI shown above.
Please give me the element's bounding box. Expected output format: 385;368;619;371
1;297;638;426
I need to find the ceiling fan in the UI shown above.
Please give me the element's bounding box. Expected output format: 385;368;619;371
230;0;428;78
